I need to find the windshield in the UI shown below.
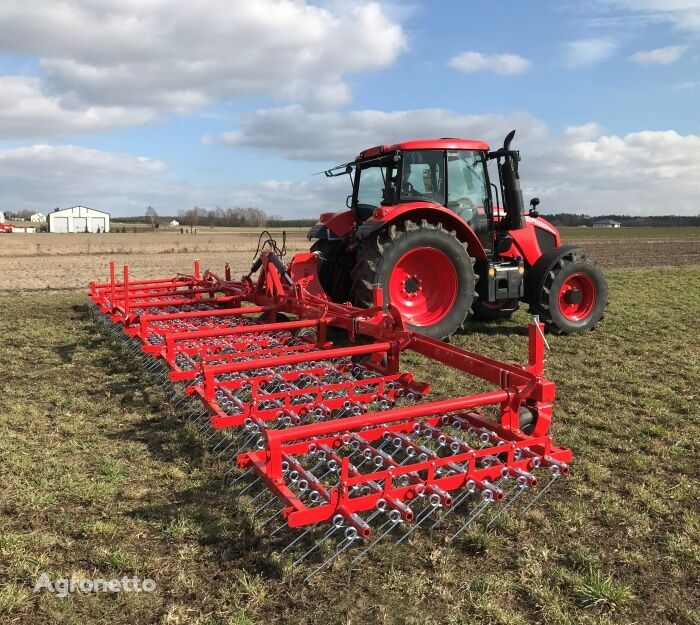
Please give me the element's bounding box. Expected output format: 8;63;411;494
447;149;490;236
399;150;445;204
355;165;387;211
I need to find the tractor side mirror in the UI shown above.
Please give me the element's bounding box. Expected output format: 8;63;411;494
529;197;540;218
346;194;353;209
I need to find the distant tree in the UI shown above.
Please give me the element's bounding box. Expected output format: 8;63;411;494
146;206;159;229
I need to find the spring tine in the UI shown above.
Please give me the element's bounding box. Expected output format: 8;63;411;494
254;494;279;516
429;488;473;530
447;496;494;543
269;520;289;538
395;502;439;546
239;476;261;496
293;523;341;565
282;527;313;554
486;484;527;529
303;533;357;584
260;505;285;528
350;517;399;566
249;485;271;504
522;472;561;514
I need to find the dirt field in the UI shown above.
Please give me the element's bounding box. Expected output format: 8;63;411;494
1;227;698;292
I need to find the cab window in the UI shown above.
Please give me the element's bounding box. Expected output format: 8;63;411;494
447;150;490;235
399;150;445;205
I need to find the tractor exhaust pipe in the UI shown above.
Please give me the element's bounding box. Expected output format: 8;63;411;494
490;130;525;231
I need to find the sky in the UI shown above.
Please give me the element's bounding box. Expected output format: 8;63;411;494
0;0;699;218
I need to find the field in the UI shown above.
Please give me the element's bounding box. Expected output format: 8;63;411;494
0;228;699;625
0;226;698;292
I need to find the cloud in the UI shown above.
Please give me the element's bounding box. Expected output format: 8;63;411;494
448;51;531;75
0;143;348;217
0;144;170;213
564;38;618;67
220;106;548;161
219;106;700;216
0;1;405;137
3;112;699;218
0;76;153;139
592;1;700;36
630;45;688;64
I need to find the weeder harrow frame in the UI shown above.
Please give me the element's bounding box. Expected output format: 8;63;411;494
89;254;571;574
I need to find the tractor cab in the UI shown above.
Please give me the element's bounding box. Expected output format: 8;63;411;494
349;144;494;251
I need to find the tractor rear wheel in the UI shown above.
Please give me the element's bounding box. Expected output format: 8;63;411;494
310;239;352;303
530;251;607;334
351;220;475;340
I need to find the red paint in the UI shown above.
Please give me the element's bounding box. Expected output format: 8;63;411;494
89;252;572;537
387;246;457;326
558;273;596;321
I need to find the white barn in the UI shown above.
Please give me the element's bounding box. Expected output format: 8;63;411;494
48;206;110;233
31;212;46;223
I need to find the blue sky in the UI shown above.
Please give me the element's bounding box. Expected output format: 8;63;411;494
0;0;698;217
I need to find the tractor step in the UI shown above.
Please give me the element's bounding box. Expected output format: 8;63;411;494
88;255;571;580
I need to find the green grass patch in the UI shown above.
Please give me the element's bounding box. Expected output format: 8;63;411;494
0;266;698;624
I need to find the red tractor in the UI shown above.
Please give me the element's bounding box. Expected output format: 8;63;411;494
304;131;607;339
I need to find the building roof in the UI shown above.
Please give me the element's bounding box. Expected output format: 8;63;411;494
594;219;621;225
50;205;110;216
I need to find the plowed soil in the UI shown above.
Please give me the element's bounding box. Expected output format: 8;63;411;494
1;228;697;292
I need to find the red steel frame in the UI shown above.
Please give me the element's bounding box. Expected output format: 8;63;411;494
89;254;571;539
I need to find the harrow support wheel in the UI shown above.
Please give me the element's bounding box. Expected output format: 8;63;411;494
530;251;608;335
351;220;475;340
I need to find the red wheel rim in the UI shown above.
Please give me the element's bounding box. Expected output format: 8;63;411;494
558;273;596;321
388;247;457;326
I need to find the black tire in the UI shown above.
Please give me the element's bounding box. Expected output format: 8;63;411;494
529;251;607;334
350;219;475;340
472;299;519;321
310;239;352;302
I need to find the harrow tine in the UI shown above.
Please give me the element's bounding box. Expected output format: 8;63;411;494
269;520;289;538
522;471;561;515
485;484;527;530
293;517;344;566
395;497;439;546
429;482;475;530
304;528;358;584
447;494;494;544
282;527;313;554
254;494;279;516
350;514;401;566
260;505;285;528
239;476;261;496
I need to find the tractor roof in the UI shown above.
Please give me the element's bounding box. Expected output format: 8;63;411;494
358;138;489;160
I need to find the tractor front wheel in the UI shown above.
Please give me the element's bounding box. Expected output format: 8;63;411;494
351;220;475;340
531;252;607;334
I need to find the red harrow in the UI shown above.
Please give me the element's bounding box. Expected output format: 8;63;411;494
88;253;571;580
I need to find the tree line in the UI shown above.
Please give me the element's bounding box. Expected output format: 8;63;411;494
541;213;700;227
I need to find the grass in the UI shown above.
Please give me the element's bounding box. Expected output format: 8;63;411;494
0;267;699;624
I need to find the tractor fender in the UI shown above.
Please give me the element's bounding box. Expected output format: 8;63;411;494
356;203;487;260
307;210;354;240
524;244;583;306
